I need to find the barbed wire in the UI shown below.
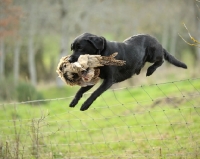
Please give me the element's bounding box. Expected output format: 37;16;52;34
0;77;200;158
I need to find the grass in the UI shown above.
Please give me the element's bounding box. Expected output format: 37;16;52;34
0;78;200;158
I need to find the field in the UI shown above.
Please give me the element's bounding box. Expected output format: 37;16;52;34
0;78;200;159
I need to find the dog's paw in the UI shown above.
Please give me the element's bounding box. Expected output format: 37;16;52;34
80;107;88;111
146;68;155;76
146;71;152;76
69;98;78;107
80;104;89;111
80;101;91;111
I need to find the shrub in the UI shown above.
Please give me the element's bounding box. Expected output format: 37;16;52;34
16;82;44;104
0;77;16;101
0;77;44;104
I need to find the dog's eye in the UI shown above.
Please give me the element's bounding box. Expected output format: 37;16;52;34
59;67;62;71
63;64;66;68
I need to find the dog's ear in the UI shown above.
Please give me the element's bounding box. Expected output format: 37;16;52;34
87;36;105;52
71;43;73;51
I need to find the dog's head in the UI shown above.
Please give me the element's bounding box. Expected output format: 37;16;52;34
70;33;105;62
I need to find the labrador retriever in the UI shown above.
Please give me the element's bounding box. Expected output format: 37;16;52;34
68;33;187;111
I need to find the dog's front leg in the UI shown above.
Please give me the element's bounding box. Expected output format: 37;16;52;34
80;79;113;111
69;85;94;107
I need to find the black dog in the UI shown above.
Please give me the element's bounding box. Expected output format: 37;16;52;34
68;33;187;111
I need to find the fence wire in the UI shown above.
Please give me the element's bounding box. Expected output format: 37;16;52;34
0;78;200;159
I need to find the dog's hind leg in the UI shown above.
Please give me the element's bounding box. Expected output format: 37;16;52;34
69;85;94;107
146;60;164;76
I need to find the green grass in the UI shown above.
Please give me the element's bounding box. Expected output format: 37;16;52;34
0;78;200;158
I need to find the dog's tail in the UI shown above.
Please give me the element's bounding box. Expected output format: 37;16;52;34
163;49;187;69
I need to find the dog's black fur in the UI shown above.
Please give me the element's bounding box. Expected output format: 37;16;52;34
68;33;187;111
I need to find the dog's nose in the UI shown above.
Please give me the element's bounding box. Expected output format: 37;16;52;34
68;56;73;63
68;55;79;63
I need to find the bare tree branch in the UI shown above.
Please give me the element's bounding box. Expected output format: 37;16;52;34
179;23;200;48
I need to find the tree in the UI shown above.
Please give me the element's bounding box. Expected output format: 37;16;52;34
0;0;22;80
56;0;69;87
193;0;200;61
178;1;200;64
13;40;21;85
27;0;37;86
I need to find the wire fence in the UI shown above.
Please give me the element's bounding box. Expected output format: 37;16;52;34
0;78;200;159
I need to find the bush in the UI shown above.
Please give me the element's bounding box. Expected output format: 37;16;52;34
16;82;44;104
0;77;44;104
0;77;16;101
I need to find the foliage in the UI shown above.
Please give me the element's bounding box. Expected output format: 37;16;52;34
16;81;44;103
0;77;16;101
1;0;199;84
0;0;22;38
0;77;44;103
39;85;77;99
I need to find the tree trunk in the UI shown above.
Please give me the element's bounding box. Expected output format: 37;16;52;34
161;22;169;50
28;33;37;86
193;1;200;63
169;23;177;57
196;27;200;63
13;40;21;86
57;0;68;87
161;22;169;68
0;38;5;80
28;0;37;86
